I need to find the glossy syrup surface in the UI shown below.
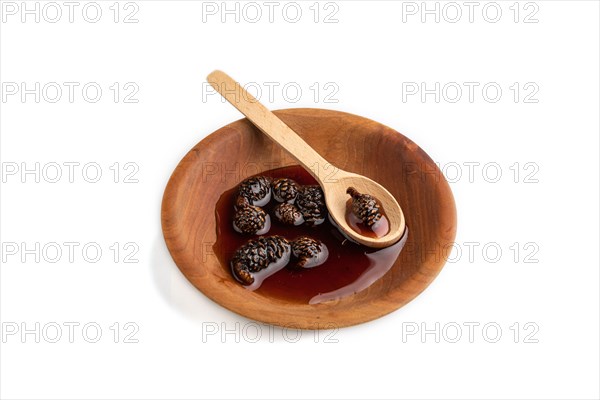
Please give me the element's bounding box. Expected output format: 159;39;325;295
214;166;407;304
345;200;390;238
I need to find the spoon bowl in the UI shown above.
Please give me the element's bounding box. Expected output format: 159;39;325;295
321;171;405;247
207;70;406;247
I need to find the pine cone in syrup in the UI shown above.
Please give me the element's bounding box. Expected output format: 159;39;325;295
273;203;304;226
296;185;327;226
271;178;299;203
346;187;382;227
231;236;291;285
291;236;329;269
233;205;270;235
237;176;272;207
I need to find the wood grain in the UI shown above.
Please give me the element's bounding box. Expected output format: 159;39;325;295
207;70;404;248
161;108;457;329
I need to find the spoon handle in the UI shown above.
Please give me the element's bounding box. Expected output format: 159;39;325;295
207;70;330;183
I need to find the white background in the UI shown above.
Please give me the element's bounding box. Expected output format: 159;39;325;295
1;1;599;399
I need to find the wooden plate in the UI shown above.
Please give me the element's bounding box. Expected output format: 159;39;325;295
161;108;457;329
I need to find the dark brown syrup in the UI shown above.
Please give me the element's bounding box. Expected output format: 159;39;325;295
345;199;390;238
213;166;407;304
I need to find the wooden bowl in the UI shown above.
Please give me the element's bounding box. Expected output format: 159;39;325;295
161;108;457;329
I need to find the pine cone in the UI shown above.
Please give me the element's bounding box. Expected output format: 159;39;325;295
237;176;272;207
233;205;270;235
296;185;327;226
346;187;382;227
231;236;291;285
272;178;299;203
234;195;250;209
291;236;328;269
273;203;304;226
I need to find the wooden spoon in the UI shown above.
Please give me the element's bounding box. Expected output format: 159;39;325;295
206;70;406;248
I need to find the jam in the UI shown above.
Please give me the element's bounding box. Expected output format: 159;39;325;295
345;187;390;238
345;200;390;238
213;165;407;304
